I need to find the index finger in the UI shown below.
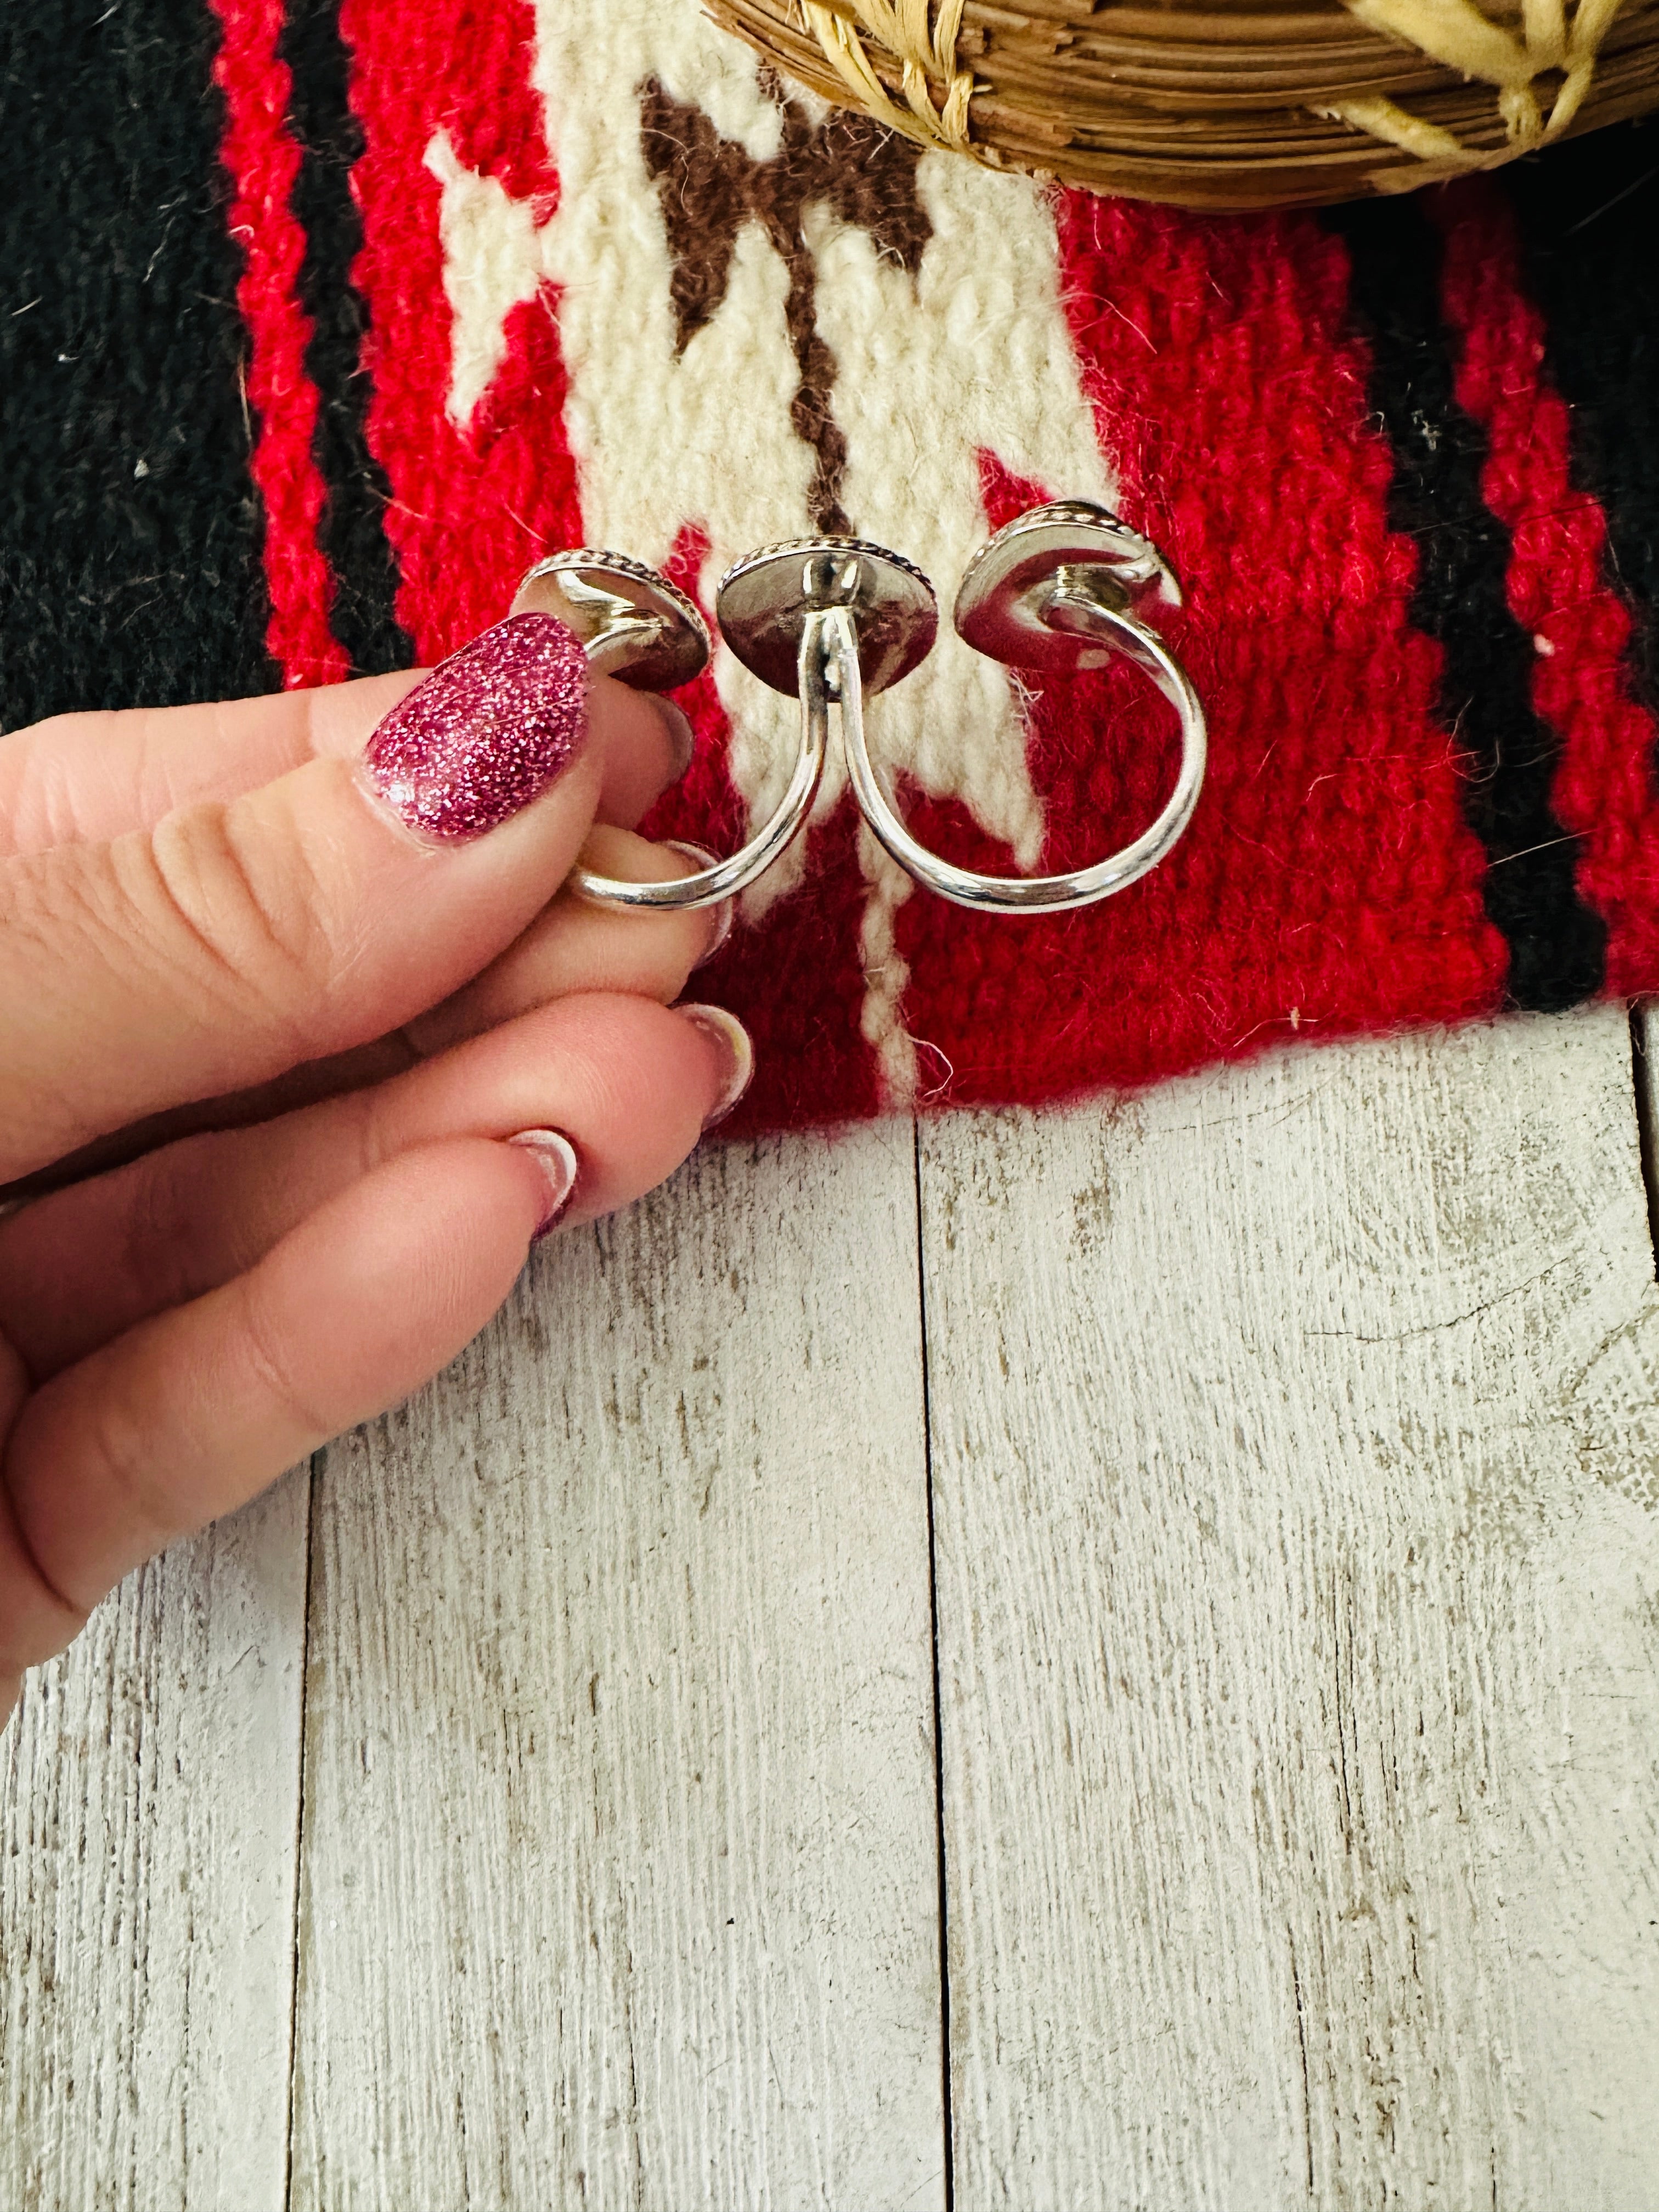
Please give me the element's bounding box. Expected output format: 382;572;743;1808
0;665;690;858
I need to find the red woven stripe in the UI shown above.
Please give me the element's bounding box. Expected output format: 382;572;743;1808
1433;179;1659;1000
893;199;1505;1109
206;0;346;687
331;0;577;664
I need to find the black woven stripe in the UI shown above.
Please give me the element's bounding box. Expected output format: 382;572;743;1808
1504;125;1659;725
0;0;276;731
278;0;412;676
1327;198;1606;1015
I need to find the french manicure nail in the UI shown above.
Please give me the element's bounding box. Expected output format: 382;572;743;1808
679;1003;754;1128
664;841;735;967
365;614;589;842
509;1127;580;1237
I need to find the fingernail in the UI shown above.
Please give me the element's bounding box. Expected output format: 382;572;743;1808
657;698;696;782
365;614;588;842
664;841;735;968
509;1127;579;1237
679;1003;754;1129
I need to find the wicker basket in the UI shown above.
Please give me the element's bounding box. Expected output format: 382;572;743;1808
705;0;1659;208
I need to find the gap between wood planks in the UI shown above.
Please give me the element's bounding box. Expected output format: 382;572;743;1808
913;1115;957;2212
1628;1001;1659;1279
280;1451;322;2211
263;1126;956;2209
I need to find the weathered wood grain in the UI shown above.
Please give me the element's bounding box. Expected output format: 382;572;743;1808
919;1008;1659;2210
10;1012;1659;2209
286;1127;945;2210
0;1469;309;2212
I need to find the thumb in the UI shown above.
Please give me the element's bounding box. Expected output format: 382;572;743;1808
0;614;633;1180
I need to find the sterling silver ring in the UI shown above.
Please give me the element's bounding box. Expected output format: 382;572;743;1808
511;501;1206;918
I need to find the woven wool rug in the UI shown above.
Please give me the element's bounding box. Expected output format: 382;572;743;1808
3;0;1657;1132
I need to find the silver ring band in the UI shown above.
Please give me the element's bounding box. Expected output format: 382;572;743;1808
571;706;824;911
526;549;823;914
842;598;1205;916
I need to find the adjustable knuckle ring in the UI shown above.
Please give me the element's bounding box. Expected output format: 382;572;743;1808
513;500;1206;922
935;501;1207;912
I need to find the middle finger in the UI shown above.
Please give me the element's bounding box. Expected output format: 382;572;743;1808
0;991;752;1379
1;827;731;1201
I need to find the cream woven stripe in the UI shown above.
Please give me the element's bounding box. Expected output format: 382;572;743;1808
802;0;1628;176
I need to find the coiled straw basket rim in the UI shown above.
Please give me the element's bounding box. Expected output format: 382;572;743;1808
704;0;1659;207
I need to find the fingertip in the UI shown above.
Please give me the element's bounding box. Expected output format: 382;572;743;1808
460;992;744;1228
514;991;752;1145
571;824;733;969
590;672;696;826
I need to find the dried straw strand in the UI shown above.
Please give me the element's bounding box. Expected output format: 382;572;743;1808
802;0;974;148
1327;0;1628;160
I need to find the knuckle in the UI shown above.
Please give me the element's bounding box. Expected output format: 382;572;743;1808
112;1149;200;1321
69;1387;183;1567
236;1279;335;1443
0;859;74;975
115;1136;234;1319
133;804;330;1043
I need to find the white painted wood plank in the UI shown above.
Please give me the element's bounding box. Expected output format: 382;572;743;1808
288;1127;944;2210
0;1468;309;2212
920;1008;1659;2210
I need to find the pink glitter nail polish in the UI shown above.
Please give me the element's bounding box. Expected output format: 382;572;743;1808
365;614;589;842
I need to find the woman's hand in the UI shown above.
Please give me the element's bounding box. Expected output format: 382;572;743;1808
0;618;751;1727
